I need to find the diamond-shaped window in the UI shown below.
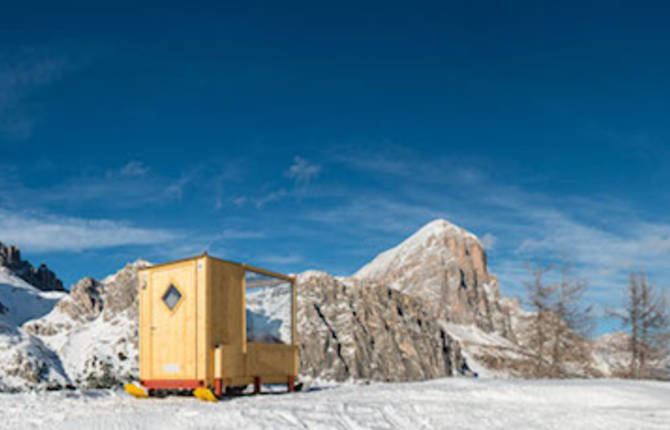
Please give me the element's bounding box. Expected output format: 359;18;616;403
162;284;182;311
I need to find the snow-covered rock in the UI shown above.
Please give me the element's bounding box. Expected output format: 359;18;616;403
24;260;151;388
354;219;514;338
0;242;64;292
0;268;70;391
0;323;70;391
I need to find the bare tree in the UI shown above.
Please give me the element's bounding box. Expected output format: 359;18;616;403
610;272;669;378
523;263;592;378
523;263;554;376
548;265;593;377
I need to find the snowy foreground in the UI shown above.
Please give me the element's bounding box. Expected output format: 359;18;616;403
1;378;668;430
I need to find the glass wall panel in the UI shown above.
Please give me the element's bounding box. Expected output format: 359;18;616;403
244;270;293;344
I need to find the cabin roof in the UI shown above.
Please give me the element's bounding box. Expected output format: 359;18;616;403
138;253;295;282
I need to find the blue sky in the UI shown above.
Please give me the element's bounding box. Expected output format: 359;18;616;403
1;2;669;334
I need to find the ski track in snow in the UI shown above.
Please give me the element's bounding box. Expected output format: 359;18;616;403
1;378;668;430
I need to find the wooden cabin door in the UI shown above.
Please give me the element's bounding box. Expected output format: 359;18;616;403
148;261;197;380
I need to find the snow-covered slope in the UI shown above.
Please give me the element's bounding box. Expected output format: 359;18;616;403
355;219;478;281
24;260;151;388
0;268;70;391
0;267;65;327
1;379;669;430
0;323;70;392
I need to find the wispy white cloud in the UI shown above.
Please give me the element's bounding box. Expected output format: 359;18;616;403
219;229;265;240
331;145;485;186
231;196;248;207
481;233;497;250
285;156;321;187
512;208;670;288
118;160;150;177
164;169;199;200
0;209;179;252
257;254;303;265
232;156;323;209
306;196;450;236
312;146;670;314
0;161;220;210
246;188;288;209
0;48;71;139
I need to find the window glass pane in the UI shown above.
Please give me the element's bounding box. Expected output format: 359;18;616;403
245;271;292;344
162;284;182;310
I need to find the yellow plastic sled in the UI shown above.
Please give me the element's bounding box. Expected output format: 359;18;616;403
193;387;218;402
124;382;149;399
124;382;218;402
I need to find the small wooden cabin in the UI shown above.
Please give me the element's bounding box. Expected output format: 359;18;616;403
137;254;298;396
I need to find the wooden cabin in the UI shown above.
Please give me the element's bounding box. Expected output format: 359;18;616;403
136;254;298;396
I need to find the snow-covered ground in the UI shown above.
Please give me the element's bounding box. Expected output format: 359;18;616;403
1;378;668;430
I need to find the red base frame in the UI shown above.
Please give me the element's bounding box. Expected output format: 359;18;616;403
140;379;205;390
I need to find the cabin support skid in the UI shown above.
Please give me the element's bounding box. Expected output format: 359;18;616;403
254;377;261;394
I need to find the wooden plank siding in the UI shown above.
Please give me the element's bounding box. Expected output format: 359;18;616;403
138;254;298;389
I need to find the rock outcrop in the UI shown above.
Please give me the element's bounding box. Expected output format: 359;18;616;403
24;260;151;388
355;220;515;339
0;242;64;292
0;323;70;391
57;278;105;321
353;219;605;378
297;271;466;381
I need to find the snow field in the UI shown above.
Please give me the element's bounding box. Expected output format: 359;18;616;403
0;378;668;430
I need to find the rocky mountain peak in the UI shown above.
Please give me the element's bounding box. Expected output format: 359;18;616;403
30;258;152;327
101;259;152;285
354;218;482;282
353;219;513;338
54;277;104;322
100;259;152;320
0;242;64;292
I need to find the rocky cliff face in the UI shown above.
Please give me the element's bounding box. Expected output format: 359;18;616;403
0;242;64;292
354;220;515;340
352;220;607;378
297;271;466;381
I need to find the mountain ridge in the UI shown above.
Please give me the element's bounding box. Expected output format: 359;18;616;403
0;242;64;292
1;218;666;390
